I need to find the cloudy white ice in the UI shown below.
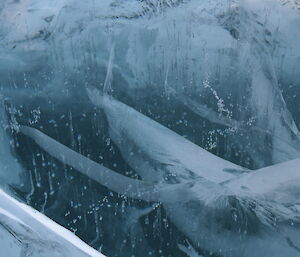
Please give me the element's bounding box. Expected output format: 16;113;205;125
0;0;300;256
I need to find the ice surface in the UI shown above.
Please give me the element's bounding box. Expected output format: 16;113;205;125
19;125;163;202
0;225;22;257
21;89;300;256
87;89;241;184
0;189;105;257
0;0;300;256
86;92;300;256
0;101;22;185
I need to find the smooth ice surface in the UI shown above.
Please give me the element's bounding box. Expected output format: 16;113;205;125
21;92;300;257
0;0;300;256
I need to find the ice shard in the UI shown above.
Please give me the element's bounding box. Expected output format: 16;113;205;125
0;189;105;257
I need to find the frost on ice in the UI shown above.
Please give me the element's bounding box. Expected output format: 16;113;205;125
0;0;300;257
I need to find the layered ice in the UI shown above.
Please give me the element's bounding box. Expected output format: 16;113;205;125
0;0;300;256
0;189;105;257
